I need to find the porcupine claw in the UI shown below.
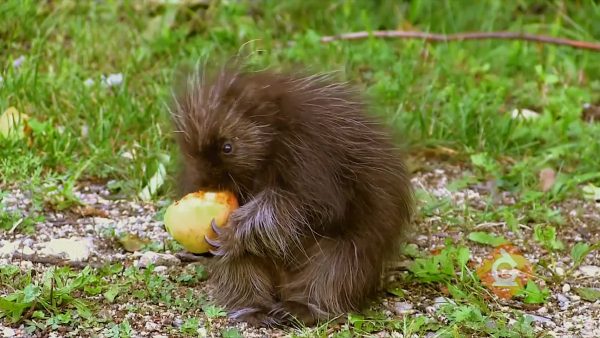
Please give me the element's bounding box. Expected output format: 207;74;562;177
206;219;225;256
210;218;222;235
204;234;221;248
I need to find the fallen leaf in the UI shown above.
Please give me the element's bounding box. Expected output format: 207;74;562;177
74;205;109;218
476;245;535;300
118;233;151;252
539;168;556;192
0;107;29;139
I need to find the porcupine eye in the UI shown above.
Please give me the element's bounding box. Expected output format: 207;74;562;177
222;142;233;154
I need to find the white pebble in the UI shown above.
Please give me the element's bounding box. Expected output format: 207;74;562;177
0;241;20;258
153;265;168;273
144;321;160;332
102;73;123;87
38;237;96;262
556;293;569;304
562;284;571;293
138;251;180;268
393;301;414;315
579;265;600;277
2;327;16;337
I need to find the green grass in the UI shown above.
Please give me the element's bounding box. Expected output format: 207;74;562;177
2;0;600;336
1;0;599;200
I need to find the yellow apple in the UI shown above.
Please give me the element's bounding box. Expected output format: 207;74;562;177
164;191;238;254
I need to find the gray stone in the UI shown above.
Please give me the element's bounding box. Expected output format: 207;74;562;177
138;251;180;268
38;237;95;262
393;301;414;314
0;241;20;258
579;265;600;277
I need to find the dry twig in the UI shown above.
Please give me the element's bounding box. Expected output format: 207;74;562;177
321;31;600;51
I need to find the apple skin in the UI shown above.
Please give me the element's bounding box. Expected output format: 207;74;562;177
164;191;238;254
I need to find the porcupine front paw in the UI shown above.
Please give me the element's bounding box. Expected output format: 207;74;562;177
204;218;242;257
229;307;283;328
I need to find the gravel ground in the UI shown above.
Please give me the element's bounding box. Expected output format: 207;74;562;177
1;163;599;337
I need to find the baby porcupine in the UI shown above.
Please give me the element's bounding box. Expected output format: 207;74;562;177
170;64;414;327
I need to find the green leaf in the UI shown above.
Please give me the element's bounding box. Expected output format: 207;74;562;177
202;304;227;318
533;225;564;251
456;246;471;268
571;243;591;267
74;301;92;319
22;284;41;303
470;152;499;174
544;74;559;85
409;242;472;283
401;243;421;258
103;286;120;303
518;280;550;304
583;184;600;201
386;287;405;297
574;287;600;302
181;317;199;335
0;297;30;322
450;305;483;323
348;313;365;331
468;231;509;247
221;328;243;338
447;283;468;300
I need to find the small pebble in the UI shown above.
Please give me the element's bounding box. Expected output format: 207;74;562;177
145;321;160;332
526;314;555;326
563;284;571;293
579;265;600;277
0;241;20;258
102;73;123;87
393;301;414;315
2;327;16;337
38;237;96;262
138;251;180;268
153;265;168;273
197;328;208;337
172;317;183;328
556;293;569;304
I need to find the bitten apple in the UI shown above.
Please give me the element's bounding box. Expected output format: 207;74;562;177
163;191;238;254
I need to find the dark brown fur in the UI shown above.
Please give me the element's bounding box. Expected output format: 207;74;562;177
170;65;414;327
